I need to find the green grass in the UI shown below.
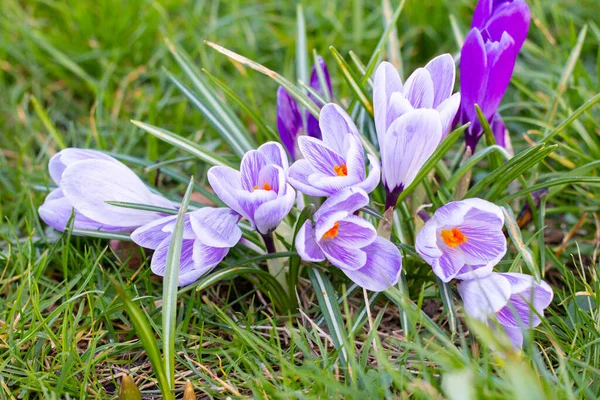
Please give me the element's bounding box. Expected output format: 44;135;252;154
1;0;600;398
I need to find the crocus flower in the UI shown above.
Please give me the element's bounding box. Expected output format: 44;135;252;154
131;207;242;286
287;103;380;197
373;55;461;208
459;0;530;151
457;272;553;348
295;187;402;291
207;142;295;236
39;148;174;233
277;56;333;159
415;198;506;282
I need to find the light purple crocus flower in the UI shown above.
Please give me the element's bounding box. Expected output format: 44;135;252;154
287;103;380;197
295;187;402;292
277;56;333;159
373;55;461;209
415;198;506;282
457;272;553;348
207;142;295;236
131;207;242;286
459;0;530;151
38;148;174;233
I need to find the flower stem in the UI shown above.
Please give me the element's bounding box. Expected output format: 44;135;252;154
385;187;403;211
261;232;277;254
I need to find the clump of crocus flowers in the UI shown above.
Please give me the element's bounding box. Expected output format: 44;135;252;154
37;0;552;351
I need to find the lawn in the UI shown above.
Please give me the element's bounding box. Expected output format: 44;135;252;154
1;0;600;398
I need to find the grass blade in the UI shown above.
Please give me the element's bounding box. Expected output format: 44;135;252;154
329;46;373;116
130;120;232;167
502;207;540;280
30;96;66;150
163;177;194;394
105;201;178;215
541;92;600;143
498;176;600;203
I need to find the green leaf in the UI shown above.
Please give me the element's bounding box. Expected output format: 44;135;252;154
288;205;316;295
502;207;540;280
105;201;178;215
130;120;232;167
307;267;348;367
443;145;512;189
113;280;171;400
204;40;320;118
474;104;502;170
329;46;373;117
541;91;600;144
30;96;66;150
296;4;309;95
164;69;252;157
498;176;600;203
437;278;457;336
396;124;468;204
162;177;194;393
69;229;132;241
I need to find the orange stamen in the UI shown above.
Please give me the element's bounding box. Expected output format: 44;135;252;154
322;222;340;240
441;228;468;248
333;164;348;176
253;182;272;191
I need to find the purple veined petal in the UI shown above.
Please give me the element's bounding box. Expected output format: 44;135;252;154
481;32;516;119
207;166;251;221
497;322;524;349
61;159;170;228
253;185;296;235
318;103;360;155
454;263;495;281
314;210;349;240
295;220;326;262
457;273;511;320
461;197;505;224
277;86;303;159
415;219;443;264
237;188;278;229
297;135;346;176
386;92;414;130
344;134;366;179
191;241;230;280
354;154;381;194
256;164;285;194
307;171;361;196
320;238;367;271
460;28;488;125
432;245;467;282
48;148;122;185
402;67;435;109
334;215;377;248
458;224;506;267
131;214;178;250
432;200;471;226
258;141;290;171
314;187;369;220
496;272;553;327
437;93;461;138
341;236;402;292
381;109;442;193
160;214;197;240
189;207;242;248
471;0;494;30
150;237;197;284
373;62;403;145
491;113;508;148
485;0;530;51
38;189;123;233
240;150;269;192
287;159;331;197
424;53;456;108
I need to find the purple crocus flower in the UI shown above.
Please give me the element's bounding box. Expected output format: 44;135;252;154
373;55;461;209
295;187;402;292
277;56;333;160
207;142;295;236
457;272;553;348
38;148;174;233
459;0;530;151
415;198;506;282
287;103;380;197
131;207;242;286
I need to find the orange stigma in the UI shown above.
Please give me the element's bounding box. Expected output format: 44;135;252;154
253;182;272;191
322;222;340;240
441;228;467;248
333;164;348;176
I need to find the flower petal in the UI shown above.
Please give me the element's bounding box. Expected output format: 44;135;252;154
318;103;360;155
402;67;434;109
341;237;402;292
320;239;367;271
61;159;171;228
491;113;508;148
381;109;442;192
207;166;250;221
191;241;230;279
276;87;303;159
297;136;346;176
49;148;122;185
485;0;530;51
335;215;377;248
314;187;369;220
457;273;511;320
460;28;488;125
295;221;326;262
287;159;331;197
496;273;553;328
258;141;289;170
189;207;242;248
240;150;269;191
354;154;381;194
432;246;467;282
373;62;403;144
415;218;443;264
254;185;296;234
386;93;414;129
480;32;516;119
424;53;456;108
151;238;196;283
131;214;177;250
437;92;461;138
